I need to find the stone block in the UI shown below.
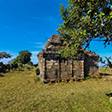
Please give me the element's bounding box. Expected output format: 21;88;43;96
37;34;99;82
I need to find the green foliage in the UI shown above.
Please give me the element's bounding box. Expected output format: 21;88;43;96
18;63;23;67
11;56;19;67
57;0;112;58
27;61;33;66
0;52;12;72
18;50;32;65
12;50;32;67
35;68;40;75
0;62;6;73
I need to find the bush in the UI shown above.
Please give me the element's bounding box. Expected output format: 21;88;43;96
27;61;33;66
85;76;90;80
35;68;40;75
18;63;23;67
0;63;6;73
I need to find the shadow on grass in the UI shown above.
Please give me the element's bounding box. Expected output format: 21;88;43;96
0;73;4;77
106;93;112;97
99;73;112;76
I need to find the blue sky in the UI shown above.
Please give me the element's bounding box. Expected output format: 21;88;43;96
0;0;68;64
0;0;111;66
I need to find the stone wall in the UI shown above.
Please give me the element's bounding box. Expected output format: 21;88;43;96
38;53;84;82
38;34;99;83
84;53;99;77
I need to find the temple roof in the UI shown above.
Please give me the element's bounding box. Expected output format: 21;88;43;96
37;34;99;58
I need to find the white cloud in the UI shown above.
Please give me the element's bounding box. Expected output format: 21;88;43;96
35;45;45;49
31;51;40;64
31;51;39;55
47;16;56;22
34;42;45;49
35;42;44;45
32;16;57;24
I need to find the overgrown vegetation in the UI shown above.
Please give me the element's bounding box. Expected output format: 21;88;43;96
0;52;12;73
0;52;12;59
0;67;112;111
57;0;112;60
12;50;32;67
0;50;34;73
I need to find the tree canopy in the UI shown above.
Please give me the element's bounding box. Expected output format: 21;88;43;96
57;0;112;58
0;52;12;60
12;50;32;66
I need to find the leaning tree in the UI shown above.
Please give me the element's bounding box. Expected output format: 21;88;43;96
57;0;112;60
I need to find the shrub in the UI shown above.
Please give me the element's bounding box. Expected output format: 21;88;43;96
35;68;40;75
0;62;6;73
94;73;102;78
18;63;23;67
34;76;40;83
85;76;90;80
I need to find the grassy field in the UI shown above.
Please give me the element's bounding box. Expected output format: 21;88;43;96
0;66;112;112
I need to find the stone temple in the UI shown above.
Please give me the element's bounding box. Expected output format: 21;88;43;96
37;34;99;82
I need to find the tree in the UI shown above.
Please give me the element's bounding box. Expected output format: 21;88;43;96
12;50;32;66
99;56;112;68
0;52;12;72
18;50;32;65
57;0;112;58
0;52;12;60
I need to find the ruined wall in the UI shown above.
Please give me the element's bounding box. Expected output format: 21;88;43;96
38;52;84;82
38;34;99;83
73;60;84;79
84;53;99;76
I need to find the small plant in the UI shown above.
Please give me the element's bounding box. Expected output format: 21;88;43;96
48;81;52;85
94;73;102;79
71;93;74;95
62;79;64;82
72;75;77;81
35;68;40;75
69;80;72;83
73;75;77;81
34;76;40;83
85;76;90;80
88;72;93;78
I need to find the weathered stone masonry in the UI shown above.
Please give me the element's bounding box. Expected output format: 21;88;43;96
37;35;99;82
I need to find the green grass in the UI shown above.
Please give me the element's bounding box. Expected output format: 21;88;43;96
0;67;112;112
99;67;112;73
